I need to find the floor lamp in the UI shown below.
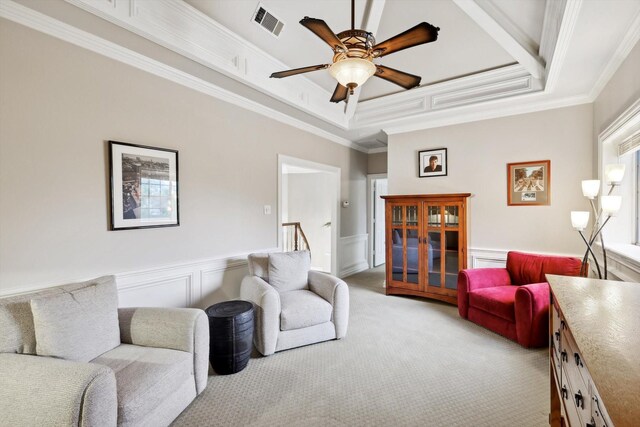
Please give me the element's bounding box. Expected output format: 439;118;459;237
571;164;625;279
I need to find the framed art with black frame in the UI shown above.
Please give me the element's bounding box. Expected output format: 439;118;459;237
419;148;447;178
108;140;179;230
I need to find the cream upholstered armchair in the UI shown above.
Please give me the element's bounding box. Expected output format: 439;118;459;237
240;251;349;356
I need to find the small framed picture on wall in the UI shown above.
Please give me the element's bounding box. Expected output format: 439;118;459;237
507;159;551;206
108;140;179;230
419;148;447;178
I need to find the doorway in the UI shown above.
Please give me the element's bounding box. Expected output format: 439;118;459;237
278;155;340;275
368;174;388;267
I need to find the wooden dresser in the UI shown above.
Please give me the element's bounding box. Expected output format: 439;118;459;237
548;275;640;427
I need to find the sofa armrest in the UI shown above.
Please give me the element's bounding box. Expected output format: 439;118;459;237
118;307;209;394
309;270;349;339
515;282;550;348
0;353;117;426
240;275;280;356
457;268;511;318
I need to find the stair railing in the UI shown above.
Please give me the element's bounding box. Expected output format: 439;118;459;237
282;222;310;252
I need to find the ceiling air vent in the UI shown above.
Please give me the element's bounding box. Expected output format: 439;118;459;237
253;4;284;37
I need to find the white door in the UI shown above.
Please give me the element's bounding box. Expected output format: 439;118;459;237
374;179;388;266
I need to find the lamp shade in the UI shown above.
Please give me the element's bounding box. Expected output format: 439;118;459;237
581;180;600;199
329;58;376;88
604;164;625;184
570;211;590;231
601;195;622;216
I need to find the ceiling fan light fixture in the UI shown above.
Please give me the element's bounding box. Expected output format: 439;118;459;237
329;58;376;91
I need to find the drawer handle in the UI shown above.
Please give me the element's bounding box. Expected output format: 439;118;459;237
561;320;566;330
575;390;584;409
561;385;568;400
554;331;560;342
561;350;568;362
574;352;583;367
586;418;596;427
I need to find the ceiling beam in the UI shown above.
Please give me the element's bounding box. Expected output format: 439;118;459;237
345;0;386;120
452;0;545;79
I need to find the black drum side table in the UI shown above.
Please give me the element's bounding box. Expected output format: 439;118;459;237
205;300;254;375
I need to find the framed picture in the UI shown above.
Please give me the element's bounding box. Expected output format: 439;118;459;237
507;160;550;206
108;140;179;230
419;148;447;178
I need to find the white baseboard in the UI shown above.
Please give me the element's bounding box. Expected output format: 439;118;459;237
339;234;369;278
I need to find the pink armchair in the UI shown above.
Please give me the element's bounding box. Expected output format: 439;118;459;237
457;251;582;347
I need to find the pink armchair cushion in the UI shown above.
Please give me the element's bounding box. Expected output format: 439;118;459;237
506;251;582;286
468;286;518;322
457;268;511;318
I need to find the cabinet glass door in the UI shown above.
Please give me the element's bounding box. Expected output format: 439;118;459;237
388;204;420;289
424;203;462;295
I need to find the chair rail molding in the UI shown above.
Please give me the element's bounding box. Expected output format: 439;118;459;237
339;234;369;278
0;251;273;310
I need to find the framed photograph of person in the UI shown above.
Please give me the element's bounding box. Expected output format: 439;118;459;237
108;140;179;230
418;148;447;178
507;160;551;206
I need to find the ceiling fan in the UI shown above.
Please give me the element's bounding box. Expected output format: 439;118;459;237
269;0;440;103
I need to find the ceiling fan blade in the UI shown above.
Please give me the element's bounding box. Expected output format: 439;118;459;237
374;65;421;89
372;22;439;58
300;17;347;53
330;84;349;103
270;64;330;79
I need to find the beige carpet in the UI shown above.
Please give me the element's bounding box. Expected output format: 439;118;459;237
172;267;548;427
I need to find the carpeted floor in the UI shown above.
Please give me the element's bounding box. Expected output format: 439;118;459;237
172;266;548;427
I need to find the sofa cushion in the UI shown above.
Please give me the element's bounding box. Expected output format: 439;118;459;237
30;276;120;362
506;251;582;286
91;343;193;425
469;286;518;322
280;290;332;331
268;251;311;292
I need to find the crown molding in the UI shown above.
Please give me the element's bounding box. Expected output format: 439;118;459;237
354;64;541;127
0;0;364;152
383;93;591;136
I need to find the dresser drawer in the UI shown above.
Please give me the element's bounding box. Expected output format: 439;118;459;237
590;383;613;427
562;327;589;393
560;366;582;427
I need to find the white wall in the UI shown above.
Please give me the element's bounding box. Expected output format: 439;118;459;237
388;104;593;256
0;19;368;293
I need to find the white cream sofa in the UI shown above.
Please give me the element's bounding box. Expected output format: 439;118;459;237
0;275;209;426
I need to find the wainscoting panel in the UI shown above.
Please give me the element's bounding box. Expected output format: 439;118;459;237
469;248;508;269
339;234;369;278
117;274;193;308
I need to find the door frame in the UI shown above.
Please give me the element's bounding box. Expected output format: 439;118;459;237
367;173;387;268
278;154;340;276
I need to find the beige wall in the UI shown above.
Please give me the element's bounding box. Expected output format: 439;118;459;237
367;152;388;175
388;104;593;255
0;19;367;289
593;41;640;138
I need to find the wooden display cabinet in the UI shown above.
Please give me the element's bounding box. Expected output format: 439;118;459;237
381;193;470;305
